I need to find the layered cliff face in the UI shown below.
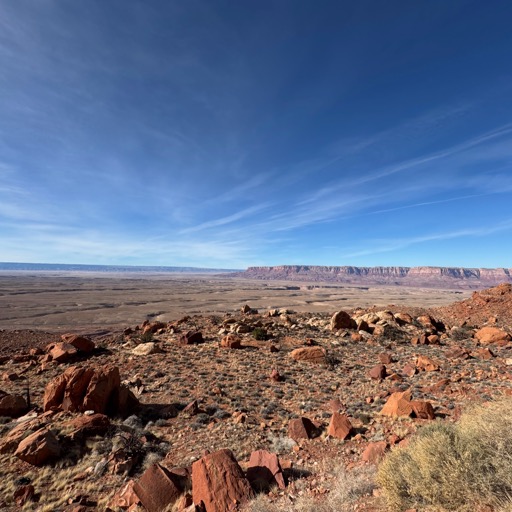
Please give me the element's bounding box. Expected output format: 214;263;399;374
234;266;512;289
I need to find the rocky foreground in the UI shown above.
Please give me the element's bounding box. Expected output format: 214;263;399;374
1;284;512;511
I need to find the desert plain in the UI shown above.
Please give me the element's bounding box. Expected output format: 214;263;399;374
0;272;469;332
1;272;512;511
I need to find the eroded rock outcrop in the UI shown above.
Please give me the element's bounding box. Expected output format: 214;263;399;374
43;365;138;417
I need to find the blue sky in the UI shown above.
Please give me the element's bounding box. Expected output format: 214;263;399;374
1;1;512;269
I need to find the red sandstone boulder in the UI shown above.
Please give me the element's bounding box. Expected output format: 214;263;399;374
61;334;95;353
380;391;434;419
0;391;27;417
417;315;436;329
220;334;242;349
43;365;138;417
247;450;286;491
192;449;254;511
68;413;111;437
379;353;394;364
290;346;326;364
472;347;495;360
0;418;44;454
369;364;387;380
402;364;417;377
82;366;121;413
411;400;435;420
132;463;184;512
288;417;317;441
108;480;141;510
330;310;354;330
395;312;413;325
49;342;78;363
475;327;511;344
14;427;61;465
380;391;414;417
179;331;204;345
416;355;440;372
142;321;167;334
362;441;388;464
327;413;353;440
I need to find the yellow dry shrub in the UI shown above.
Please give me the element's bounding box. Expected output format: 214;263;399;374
378;397;512;511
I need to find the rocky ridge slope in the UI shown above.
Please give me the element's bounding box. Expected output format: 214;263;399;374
234;265;512;289
1;285;512;510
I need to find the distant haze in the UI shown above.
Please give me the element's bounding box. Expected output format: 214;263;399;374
0;262;239;273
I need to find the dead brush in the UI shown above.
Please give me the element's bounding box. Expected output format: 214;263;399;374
378;397;512;511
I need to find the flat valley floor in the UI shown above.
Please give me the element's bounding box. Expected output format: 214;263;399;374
0;272;471;332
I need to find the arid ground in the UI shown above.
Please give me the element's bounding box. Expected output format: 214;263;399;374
0;272;469;332
2;274;512;511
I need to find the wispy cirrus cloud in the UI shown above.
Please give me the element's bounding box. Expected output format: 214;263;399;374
340;220;512;259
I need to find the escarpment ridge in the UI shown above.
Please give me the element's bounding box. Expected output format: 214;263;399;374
233;265;512;288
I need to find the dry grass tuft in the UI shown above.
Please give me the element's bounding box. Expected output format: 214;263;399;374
243;464;375;512
378;397;512;511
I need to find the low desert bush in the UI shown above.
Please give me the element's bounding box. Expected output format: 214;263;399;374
252;327;268;340
378;398;512;511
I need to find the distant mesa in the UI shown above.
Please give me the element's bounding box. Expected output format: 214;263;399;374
232;265;512;289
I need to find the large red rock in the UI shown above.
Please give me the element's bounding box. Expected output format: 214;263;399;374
380;391;435;419
108;480;141;510
411;400;435;420
327;413;353;440
43;365;138;417
330;310;354;330
288;417;317;441
220;334;242;349
82;365;121;414
369;364;387;380
63;367;97;411
380;391;414;417
142;321;167;334
475;327;511;344
49;342;78;363
247;450;286;490
61;334;95;353
14;427;61;465
178;331;204;345
0;391;27;417
290;346;326;364
132;463;184;512
0;418;44;454
416;355;440;372
192;449;254;511
68;413;111;437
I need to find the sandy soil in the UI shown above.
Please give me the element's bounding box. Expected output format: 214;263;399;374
0;272;471;332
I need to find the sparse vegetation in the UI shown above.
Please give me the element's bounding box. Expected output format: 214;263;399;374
243;465;375;512
139;330;154;343
252;327;268;340
378;398;512;511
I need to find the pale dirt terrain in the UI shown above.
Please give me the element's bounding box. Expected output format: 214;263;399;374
2;274;512;511
0;272;469;332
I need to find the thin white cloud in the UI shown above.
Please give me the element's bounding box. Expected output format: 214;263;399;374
179;204;270;234
341;220;512;259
